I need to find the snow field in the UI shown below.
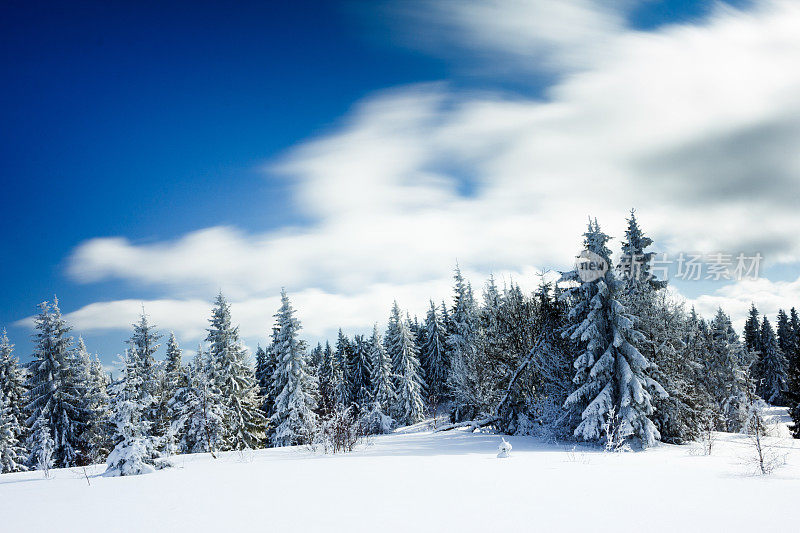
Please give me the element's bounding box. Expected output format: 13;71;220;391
1;420;799;533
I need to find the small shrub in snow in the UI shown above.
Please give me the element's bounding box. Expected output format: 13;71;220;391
689;412;716;456
564;445;590;464
105;436;168;477
233;447;255;464
497;438;512;458
313;406;362;454
741;398;786;475
360;401;395;435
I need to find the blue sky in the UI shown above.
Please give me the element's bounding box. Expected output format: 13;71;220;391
2;1;444;360
2;0;797;370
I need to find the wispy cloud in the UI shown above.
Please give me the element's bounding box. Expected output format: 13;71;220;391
379;0;628;73
53;0;800;340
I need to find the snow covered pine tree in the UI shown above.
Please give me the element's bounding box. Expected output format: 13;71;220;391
205;293;265;450
269;290;318;447
563;219;666;447
104;349;166;476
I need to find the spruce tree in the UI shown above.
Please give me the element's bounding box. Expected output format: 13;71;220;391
205;293;265;450
0;330;28;454
261;325;283;429
348;335;372;411
128;312;163;428
705;309;752;431
777;310;794;356
75;337;112;462
421;301;449;409
365;324;395;433
563;220;666;447
385;303;402;375
105;349;163;476
254;344;273;419
446;267;481;421
615;213;705;442
316;341;336;417
635;294;706;443
477;276;507;408
387;310;425;426
617;209;666;293
516;280;573;435
758;317;787;405
255;345;267;394
159;333;185;453
743;304;762;355
171;347;226;455
334;329;352;407
163;333;184;391
25;298;91;466
0;396;27;473
28;414;54;475
269;290;318;447
788;308;800;405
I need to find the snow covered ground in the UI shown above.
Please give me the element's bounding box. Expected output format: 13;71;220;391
2;412;798;532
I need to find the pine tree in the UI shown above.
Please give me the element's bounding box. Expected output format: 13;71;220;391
478;275;506;400
333;329;352;408
261;325;284;431
446;267;481;421
159;333;185;453
421;301;449;409
316;341;336;417
75;337;112;463
510;280;573;436
25;298;92;466
105;349;163;476
348;335;372;411
777;310;794;356
255;344;273;419
617;209;666;293
205;293;265;450
0;396;27;473
387;309;425;426
705;309;752;432
743;304;762;355
614;214;707;443
563;219;666;447
163;333;185;392
633;293;706;443
758;317;787;405
365;324;395;433
269;290;318;447
0;330;28;454
28;414;54;476
171;347;226;455
788;308;800;405
411;314;426;370
385;303;402;374
128;312;163;426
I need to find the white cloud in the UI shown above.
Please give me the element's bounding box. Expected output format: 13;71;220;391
18;268;545;349
58;0;800;340
382;0;627;72
685;276;800;330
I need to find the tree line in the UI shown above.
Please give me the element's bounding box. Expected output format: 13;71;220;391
1;210;799;475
